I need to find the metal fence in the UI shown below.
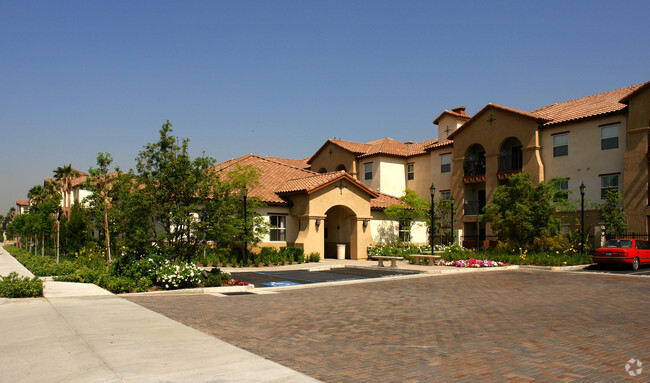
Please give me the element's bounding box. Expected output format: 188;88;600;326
604;232;649;241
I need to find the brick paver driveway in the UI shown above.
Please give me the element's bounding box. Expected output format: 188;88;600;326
126;270;650;382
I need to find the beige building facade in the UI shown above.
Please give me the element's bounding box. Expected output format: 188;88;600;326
213;81;649;257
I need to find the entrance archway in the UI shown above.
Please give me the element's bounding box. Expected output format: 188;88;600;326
323;205;356;259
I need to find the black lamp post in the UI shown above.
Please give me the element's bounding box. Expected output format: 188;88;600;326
429;183;435;252
579;182;586;256
243;187;248;266
450;196;454;245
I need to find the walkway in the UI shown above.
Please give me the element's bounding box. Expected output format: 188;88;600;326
0;244;317;383
127;269;650;382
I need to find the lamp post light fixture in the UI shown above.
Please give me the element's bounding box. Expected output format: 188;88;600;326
579;182;586;256
243;186;248;266
450;196;454;245
429;183;435;253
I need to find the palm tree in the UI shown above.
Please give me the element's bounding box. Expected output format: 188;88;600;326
54;164;80;219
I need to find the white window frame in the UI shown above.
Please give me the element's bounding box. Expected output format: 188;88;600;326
269;215;287;242
398;220;411;242
407;163;414;180
364;163;373;180
440;154;451;173
600;174;620;200
552;133;568;157
601;123;619;151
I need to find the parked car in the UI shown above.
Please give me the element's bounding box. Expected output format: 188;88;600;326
593;239;650;271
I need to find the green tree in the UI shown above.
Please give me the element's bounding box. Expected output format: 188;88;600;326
384;189;429;243
481;173;561;246
135;121;218;263
600;187;627;238
62;202;92;254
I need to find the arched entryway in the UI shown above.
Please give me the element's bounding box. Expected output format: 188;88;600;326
323;205;355;259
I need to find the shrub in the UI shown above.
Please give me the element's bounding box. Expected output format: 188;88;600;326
54;266;107;284
0;272;44;298
308;252;321;263
202;268;232;287
152;259;202;290
97;274;136;294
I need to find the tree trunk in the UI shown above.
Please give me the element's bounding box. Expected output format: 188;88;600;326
41;231;45;257
103;200;111;264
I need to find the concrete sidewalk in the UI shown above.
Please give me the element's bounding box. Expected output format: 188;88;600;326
0;244;318;382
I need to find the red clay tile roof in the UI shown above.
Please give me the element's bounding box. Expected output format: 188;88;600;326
16;199;29;206
619;80;650;104
210;154;317;205
211;154;387;207
371;192;405;210
533;82;646;127
308;138;438;163
433;109;472;125
425;140;453;151
264;157;310;169
447;103;548;140
276;171;380;198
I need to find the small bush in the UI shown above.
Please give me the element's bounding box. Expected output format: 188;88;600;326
308;252;321;263
202;268;232;287
0;272;44;298
97;274;136;294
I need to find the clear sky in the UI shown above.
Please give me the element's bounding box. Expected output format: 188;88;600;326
1;0;648;214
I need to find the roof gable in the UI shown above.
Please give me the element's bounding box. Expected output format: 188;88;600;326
276;171;380;198
448;103;548;140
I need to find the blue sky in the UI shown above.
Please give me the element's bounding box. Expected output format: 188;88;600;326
1;0;648;214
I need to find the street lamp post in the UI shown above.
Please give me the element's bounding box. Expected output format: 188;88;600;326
243;187;248;266
429;183;435;253
450;197;454;245
579;182;586;256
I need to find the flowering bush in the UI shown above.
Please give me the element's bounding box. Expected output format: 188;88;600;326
436;258;505;268
151;259;202;290
222;279;249;286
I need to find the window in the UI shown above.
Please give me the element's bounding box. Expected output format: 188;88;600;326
559;223;570;235
407;163;414;180
269;215;286;242
555;179;569;201
600;174;620;199
364;163;373;180
553;133;568;157
440;154;451;173
440;190;451;200
601;124;619;150
398;220;411;242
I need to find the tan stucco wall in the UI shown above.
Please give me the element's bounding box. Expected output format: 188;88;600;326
540;115;626;207
257;206;295;246
450;108;543;235
406;154;433;199
378;156;406;197
370;210;427;244
429;148;452;198
287;178;374;259
309;142;358;175
437;114;464;143
624;86;650;232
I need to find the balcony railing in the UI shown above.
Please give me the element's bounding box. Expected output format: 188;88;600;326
464;200;486;216
464;157;486;177
498;154;523;173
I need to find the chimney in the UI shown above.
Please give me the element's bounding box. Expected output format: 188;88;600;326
451;106;467;116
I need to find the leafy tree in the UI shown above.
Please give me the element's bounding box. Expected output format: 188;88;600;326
384;189;429;242
62;202;92;254
600;187;627;238
135;121;218;263
481;173;561;246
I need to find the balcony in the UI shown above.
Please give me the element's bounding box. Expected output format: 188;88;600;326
464;200;486;216
463;153;486;183
497;153;523;180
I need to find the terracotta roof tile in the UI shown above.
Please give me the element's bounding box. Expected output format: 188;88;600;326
264;157;310;169
277;171;379;198
371;192;405;210
533;83;646;127
425;140;453;151
210;154;317;205
16;199;29;206
433;109;472;125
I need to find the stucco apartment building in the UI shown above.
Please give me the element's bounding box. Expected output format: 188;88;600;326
215;80;649;259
